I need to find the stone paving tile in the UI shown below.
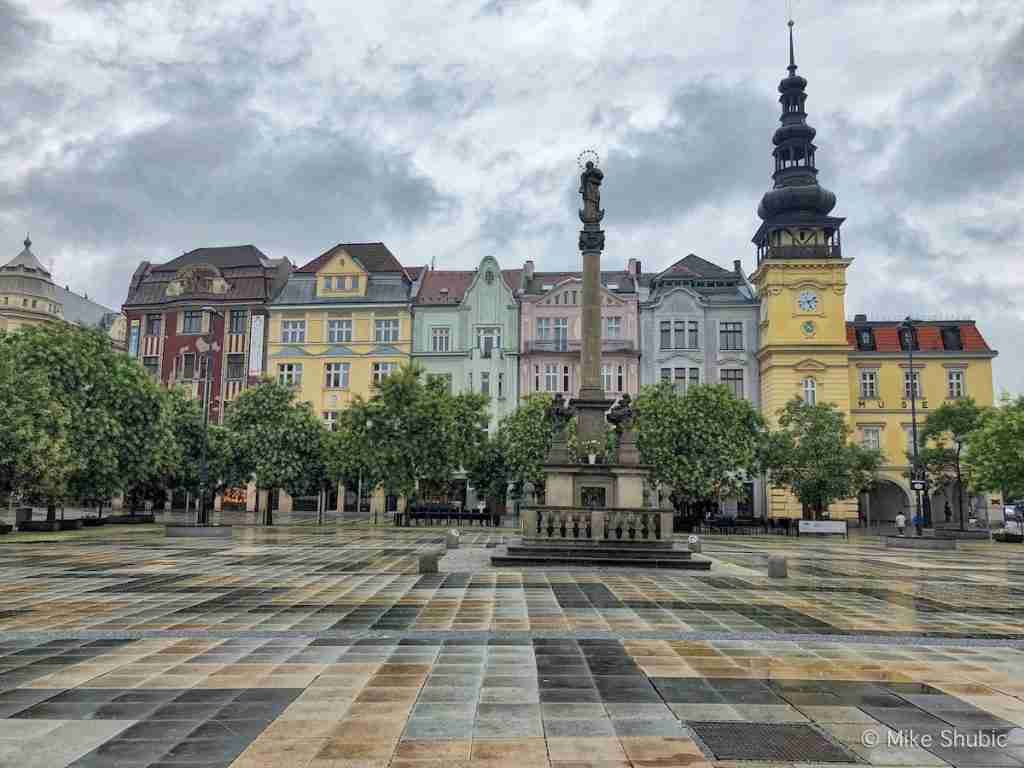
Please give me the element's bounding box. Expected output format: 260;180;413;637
2;528;1024;767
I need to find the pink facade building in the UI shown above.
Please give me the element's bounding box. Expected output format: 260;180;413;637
518;259;642;399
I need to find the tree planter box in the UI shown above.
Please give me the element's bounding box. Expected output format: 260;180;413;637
58;520;83;531
105;514;156;524
81;518;106;527
17;520;60;532
0;523;12;535
165;525;233;539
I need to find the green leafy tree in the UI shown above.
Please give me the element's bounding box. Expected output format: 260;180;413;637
635;383;764;517
0;324;166;519
496;393;554;496
965;395;1024;506
0;349;74;510
917;397;986;530
363;365;489;504
223;379;329;525
465;434;511;509
763;398;882;519
324;403;383;513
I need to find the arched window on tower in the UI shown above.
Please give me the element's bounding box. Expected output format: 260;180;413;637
803;377;817;406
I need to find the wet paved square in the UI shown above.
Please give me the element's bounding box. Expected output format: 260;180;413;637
1;526;1022;766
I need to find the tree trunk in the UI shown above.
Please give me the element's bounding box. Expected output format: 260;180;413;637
956;451;965;531
46;503;56;522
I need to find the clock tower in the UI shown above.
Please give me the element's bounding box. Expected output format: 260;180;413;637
750;20;857;520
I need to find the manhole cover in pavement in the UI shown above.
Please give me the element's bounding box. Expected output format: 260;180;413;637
690;722;861;762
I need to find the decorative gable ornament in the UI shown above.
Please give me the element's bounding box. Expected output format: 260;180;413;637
165;265;229;297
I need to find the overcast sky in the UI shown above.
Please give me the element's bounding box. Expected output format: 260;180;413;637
2;0;1022;392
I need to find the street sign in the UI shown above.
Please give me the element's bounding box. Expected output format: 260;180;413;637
910;480;927;492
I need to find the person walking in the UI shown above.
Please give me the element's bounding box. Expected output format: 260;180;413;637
895;511;906;537
913;512;924;537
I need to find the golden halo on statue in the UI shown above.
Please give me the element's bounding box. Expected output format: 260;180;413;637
577;149;601;170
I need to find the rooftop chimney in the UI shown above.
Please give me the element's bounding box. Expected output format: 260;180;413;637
733;259;742;275
523;259;534;281
854;313;868;322
627;258;638;275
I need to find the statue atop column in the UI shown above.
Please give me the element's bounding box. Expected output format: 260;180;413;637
578;160;605;224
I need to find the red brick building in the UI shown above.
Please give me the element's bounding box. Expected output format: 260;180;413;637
122;245;291;422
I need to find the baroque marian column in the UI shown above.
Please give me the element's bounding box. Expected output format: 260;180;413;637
573;160;613;444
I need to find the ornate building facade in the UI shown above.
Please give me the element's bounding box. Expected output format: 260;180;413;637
122;245;292;422
749;23;998;522
1;236;125;347
518;259;642;400
411;255;521;431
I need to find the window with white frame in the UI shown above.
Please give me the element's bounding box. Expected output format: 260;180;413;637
229;309;247;335
605;316;622;338
327;319;352;343
602;365;612;392
145;314;162;336
660;367;671;383
536;318;551;340
498;372;504;398
721;369;744;399
553;318;568;350
282;319;306;343
477;327;501;357
179;353;196;380
375;319;399;343
481;372;490;395
544;364;558;392
903;370;921;399
616;364;624;392
323;411;339;432
534;364;541;392
686;321;699;349
431;327;451;352
859;369;879;399
719;322;743;351
324;362;350;389
278;363;302;387
861;426;881;451
947;369;965;399
660;319;699;349
143;356;159;378
372;362;396;384
803;377;816;405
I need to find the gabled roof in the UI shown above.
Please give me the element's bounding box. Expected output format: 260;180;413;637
297;242;404;274
155;245;271;271
656;253;735;280
416;270;476;305
522;270;637;296
846;320;994;354
405;265;426;281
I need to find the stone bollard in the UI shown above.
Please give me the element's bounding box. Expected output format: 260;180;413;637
446;529;461;550
687;534;701;553
419;551;439;574
767;555;788;578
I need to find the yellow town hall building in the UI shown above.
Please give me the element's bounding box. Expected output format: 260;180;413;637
750;23;998;524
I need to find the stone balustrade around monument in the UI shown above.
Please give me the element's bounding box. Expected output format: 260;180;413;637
522;505;672;543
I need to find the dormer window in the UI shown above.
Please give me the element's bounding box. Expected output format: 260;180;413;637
940;327;963;351
855;328;876;351
898;327;918;352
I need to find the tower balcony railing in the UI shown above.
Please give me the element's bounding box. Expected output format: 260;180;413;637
757;243;842;264
526;339;636;354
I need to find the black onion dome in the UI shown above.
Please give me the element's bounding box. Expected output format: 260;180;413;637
757;20;837;221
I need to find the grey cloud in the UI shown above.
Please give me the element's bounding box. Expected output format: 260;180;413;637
603;79;776;223
0;0;46;66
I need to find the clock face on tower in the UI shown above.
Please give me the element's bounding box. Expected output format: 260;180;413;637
798;291;819;312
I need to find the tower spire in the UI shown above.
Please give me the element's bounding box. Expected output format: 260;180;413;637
787;18;797;75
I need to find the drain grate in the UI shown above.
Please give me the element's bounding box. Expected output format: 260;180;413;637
690;722;861;762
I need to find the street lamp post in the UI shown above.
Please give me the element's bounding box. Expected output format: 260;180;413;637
199;306;224;527
902;317;926;533
357;417;372;523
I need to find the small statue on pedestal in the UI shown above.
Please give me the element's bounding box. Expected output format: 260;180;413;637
606;393;634;430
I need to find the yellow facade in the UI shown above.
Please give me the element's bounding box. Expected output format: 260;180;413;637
267;252;412;418
752;256;859;520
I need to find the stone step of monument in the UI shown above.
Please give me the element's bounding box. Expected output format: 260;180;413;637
492;544;709;570
519;538;675;550
491;551;710;570
506;544;688;559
